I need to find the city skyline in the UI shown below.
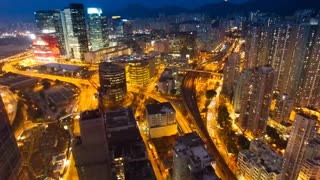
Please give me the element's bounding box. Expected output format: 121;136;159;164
1;0;248;22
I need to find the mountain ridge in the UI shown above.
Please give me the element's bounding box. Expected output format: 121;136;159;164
109;0;320;18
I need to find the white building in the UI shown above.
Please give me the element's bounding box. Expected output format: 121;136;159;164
173;133;218;180
238;139;283;180
145;102;177;138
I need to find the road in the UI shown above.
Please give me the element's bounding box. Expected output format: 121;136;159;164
181;71;237;180
180;40;238;179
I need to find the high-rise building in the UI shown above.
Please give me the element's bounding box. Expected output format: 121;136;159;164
282;112;318;180
63;3;88;60
87;8;105;51
173;133;218;180
109;16;124;39
72;109;112;180
237;65;275;137
298;135;320;180
272;94;294;124
0;96;21;179
34;10;66;54
126;60;152;86
222;52;241;98
245;25;270;69
99;62;127;104
268;23;294;93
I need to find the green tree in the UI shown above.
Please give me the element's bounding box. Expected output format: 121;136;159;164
206;90;217;100
217;105;231;129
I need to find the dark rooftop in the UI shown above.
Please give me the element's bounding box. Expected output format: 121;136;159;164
176;132;204;148
80;109;102;121
145;102;175;115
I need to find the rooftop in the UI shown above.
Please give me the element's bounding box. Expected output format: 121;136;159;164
105;108;136;129
146;102;175;115
80;109;102;121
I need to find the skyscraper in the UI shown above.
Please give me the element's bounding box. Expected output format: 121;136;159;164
63;3;88;60
272;94;294;124
282;112;318;180
99;62;127;104
298;135;320;180
222;52;241;98
87;8;105;51
245;25;270;69
34;10;66;54
297;23;320;109
268;23;293;92
237;65;275;137
0;96;21;179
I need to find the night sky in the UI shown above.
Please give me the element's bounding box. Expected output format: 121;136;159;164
0;0;247;22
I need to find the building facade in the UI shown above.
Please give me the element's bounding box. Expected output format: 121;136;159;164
34;10;66;54
282;112;318;180
238;140;283;180
99;62;127;104
63;3;88;60
87;8;105;51
0;96;21;179
237;65;275;137
145;102;177;138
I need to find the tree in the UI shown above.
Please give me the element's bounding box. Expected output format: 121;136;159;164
41;80;51;89
217;105;231;129
206;89;217;100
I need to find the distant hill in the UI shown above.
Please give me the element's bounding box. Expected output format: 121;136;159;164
111;0;320;18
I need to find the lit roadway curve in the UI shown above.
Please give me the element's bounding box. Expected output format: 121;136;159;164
182;71;236;180
181;41;238;180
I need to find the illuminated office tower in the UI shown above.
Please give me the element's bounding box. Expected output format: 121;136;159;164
34;10;66;54
0;96;21;179
298;135;320;180
87;8;105;51
282;112;318;180
63;3;88;60
99;62;127;104
126;60;151;86
245;25;270;69
222;52;241;98
232;66;248;113
237;65;275;137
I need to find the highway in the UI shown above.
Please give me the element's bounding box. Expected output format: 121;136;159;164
181;71;236;180
180;41;238;180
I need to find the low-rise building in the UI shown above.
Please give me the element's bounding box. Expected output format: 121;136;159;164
238;139;283;180
173;132;218;180
145;102;177;138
